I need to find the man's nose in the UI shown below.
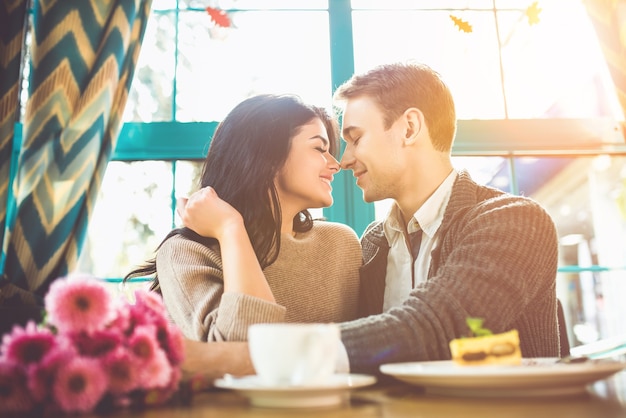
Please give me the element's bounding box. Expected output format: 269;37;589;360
340;147;354;170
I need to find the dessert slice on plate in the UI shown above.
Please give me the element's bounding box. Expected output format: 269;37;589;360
449;318;522;366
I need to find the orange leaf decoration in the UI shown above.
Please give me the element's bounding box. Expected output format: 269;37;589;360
206;7;231;28
449;15;473;33
525;1;542;25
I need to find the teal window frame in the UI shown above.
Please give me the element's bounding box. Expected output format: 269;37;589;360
113;118;626;240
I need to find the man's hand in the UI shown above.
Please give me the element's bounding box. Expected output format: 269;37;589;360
177;187;244;240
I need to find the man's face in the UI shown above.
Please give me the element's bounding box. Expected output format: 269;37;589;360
340;96;406;203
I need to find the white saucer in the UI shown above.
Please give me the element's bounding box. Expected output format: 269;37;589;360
214;373;376;408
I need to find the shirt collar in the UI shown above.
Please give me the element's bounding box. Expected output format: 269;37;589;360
383;170;457;241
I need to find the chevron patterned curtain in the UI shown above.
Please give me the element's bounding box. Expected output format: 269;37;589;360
0;1;28;268
584;0;626;118
0;0;152;328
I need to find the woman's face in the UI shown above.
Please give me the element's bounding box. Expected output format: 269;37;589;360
274;118;340;215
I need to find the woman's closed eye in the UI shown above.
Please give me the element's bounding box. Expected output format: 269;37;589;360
315;146;329;153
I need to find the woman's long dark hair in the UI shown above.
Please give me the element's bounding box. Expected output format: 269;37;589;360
124;94;339;288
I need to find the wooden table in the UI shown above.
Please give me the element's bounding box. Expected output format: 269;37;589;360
91;371;626;417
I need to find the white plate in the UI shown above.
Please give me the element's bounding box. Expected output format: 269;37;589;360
214;373;376;408
380;357;626;398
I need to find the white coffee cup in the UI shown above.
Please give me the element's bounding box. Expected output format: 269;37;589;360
248;323;340;386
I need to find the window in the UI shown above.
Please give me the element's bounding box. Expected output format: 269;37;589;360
124;0;332;123
76;0;625;346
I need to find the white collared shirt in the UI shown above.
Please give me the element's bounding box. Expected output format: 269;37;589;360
381;170;457;311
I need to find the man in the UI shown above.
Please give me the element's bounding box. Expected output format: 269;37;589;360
331;62;559;374
179;61;560;378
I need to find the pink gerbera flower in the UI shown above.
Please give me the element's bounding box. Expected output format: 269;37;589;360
138;348;172;389
71;329;122;357
45;275;115;334
128;325;160;363
27;337;76;402
160;322;185;366
134;289;166;314
129;325;172;388
100;347;139;395
107;300;132;335
53;356;108;413
0;359;33;414
126;302;161;332
1;321;57;367
136;367;182;408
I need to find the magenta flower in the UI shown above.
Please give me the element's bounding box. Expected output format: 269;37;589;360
0;275;183;414
71;329;122;357
27;337;76;402
127;291;184;365
126;300;162;332
100;347;139;395
129;325;172;388
135;367;182;407
1;321;57;367
0;359;33;414
45;275;115;334
139;348;172;389
161;322;185;366
134;289;166;317
129;325;160;363
108;300;132;334
53;356;108;413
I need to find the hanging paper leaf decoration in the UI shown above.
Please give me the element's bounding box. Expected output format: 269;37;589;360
449;15;473;33
525;1;542;25
206;7;231;28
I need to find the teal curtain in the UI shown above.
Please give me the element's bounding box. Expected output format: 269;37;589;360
0;0;152;317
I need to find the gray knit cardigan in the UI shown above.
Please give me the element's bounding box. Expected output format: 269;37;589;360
340;170;560;374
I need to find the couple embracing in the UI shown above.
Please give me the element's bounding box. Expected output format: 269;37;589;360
127;62;560;377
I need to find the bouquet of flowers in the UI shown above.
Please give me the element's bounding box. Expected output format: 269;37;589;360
0;274;185;415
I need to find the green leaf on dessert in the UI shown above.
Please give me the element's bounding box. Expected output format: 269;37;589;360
467;317;493;337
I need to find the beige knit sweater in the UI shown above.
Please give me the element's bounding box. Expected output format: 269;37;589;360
156;221;362;342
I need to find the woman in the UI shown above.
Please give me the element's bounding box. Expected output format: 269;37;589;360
125;94;361;342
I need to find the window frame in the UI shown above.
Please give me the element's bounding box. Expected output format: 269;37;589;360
82;0;626;279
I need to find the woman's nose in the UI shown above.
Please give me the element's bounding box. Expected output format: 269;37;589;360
328;154;341;172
